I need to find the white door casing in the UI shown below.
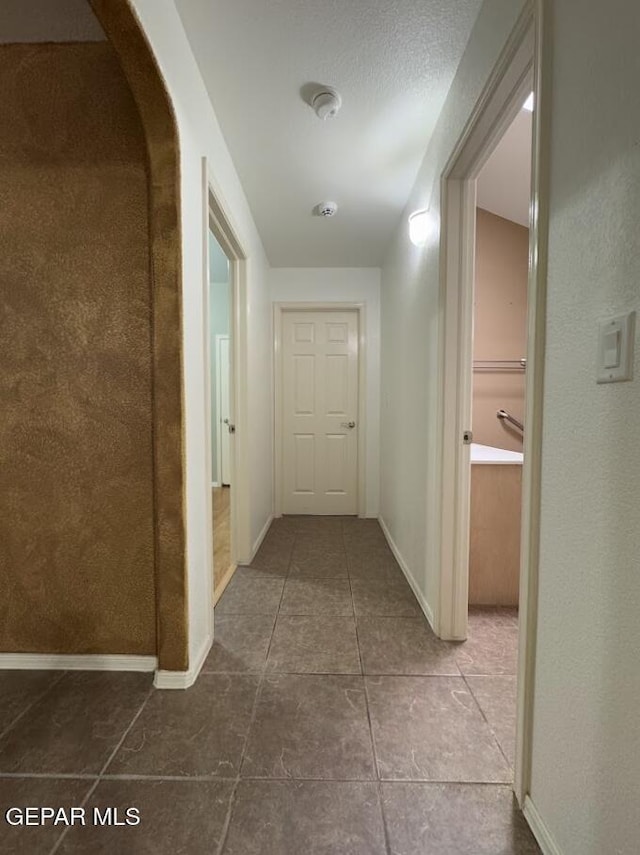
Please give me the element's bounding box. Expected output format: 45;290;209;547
281;310;359;515
217;335;231;486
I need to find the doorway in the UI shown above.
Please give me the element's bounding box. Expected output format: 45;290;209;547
203;162;252;609
274;304;367;517
437;1;549;812
208;230;234;601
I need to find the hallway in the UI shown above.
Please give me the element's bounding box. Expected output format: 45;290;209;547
0;517;538;854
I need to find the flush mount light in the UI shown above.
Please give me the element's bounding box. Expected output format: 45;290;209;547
408;208;432;246
522;92;534;112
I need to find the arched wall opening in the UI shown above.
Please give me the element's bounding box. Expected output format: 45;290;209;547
0;0;187;672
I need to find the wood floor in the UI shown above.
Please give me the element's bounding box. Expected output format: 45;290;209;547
213;485;234;602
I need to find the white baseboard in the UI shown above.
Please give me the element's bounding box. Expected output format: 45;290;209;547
378;515;436;631
249;514;274;563
0;654;157;672
523;796;563;855
154;625;212;690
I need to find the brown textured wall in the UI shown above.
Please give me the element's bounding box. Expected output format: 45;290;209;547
0;43;156;654
472;208;529;451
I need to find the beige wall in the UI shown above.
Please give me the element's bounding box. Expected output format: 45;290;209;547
472;208;528;451
0;43;156;655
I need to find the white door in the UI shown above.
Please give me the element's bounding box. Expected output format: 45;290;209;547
282;310;359;515
217;335;231;486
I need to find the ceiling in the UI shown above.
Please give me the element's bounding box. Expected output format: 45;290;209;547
175;0;484;267
477;108;532;228
0;0;105;42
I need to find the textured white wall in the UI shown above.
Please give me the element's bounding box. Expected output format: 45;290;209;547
379;0;526;616
269;268;381;517
130;0;273;669
529;2;640;852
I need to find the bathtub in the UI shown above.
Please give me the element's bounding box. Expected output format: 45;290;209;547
471;442;523;464
469;443;522;607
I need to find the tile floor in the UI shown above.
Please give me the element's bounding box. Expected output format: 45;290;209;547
0;517;539;854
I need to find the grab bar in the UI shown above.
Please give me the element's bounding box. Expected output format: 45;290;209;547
497;409;524;432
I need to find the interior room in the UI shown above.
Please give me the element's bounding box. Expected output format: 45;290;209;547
467;94;533;775
208;229;234;601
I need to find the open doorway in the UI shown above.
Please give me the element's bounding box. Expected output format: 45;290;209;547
437;2;549;812
465;98;533;778
208;229;235;601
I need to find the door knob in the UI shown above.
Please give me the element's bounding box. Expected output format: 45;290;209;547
340;421;356;429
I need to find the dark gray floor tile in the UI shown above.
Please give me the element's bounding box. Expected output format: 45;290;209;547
366;676;512;782
267;616;361;674
269;517;299;534
357;617;461;675
59;779;234;855
346;546;400;577
382;783;540;854
106;674;259;777
0;671;61;735
342;519;388;548
293;517;345;537
241;674;376;780
279;577;353;616
223;780;387;855
351;576;420;617
289;541;348;578
466;676;517;768
215;574;285;615
0;673;151;775
0;777;94;855
249;538;292;574
235;564;289;580
203;614;275;673
456;611;519;676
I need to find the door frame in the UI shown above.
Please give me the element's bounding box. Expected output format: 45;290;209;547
273;302;367;518
215;334;231;487
202;160;251;627
435;1;550;807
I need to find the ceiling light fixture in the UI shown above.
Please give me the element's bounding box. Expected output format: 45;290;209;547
312;87;342;120
522;92;534;112
408;208;433;246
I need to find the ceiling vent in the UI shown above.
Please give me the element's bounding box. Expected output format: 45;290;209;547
311;88;342;120
315;201;338;217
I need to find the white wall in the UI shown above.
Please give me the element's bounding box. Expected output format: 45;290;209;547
529;2;640;853
130;0;273;671
270;268;381;517
380;0;640;851
379;0;526;618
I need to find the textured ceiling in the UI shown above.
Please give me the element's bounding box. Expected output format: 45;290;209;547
0;0;105;43
176;0;483;267
477;109;532;228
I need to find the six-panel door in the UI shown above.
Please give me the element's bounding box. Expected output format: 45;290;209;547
282;310;359;515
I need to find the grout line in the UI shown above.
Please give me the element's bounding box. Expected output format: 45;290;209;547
215;777;241;855
215;523;301;853
0;772;99;780
0;670;67;743
4;770;517;785
460;673;515;775
341;519;392;855
48;685;154;855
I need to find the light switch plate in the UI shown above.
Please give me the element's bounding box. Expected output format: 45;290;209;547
597;311;635;383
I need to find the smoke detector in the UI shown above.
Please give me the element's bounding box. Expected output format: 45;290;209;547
315;201;338;217
311;88;342;120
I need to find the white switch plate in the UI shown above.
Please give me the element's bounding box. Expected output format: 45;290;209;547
597;311;635;383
